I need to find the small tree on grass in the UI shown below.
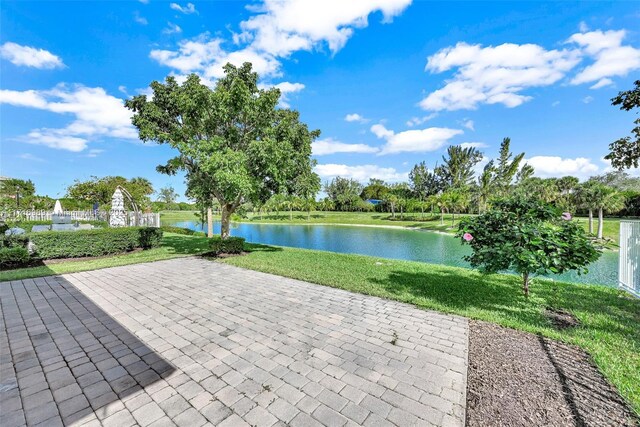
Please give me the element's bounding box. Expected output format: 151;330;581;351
458;198;600;297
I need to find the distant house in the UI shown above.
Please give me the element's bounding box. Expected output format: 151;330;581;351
365;199;383;206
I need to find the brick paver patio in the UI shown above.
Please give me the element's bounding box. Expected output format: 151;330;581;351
1;258;468;426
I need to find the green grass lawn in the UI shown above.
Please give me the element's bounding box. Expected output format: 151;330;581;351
223;243;640;415
160;210;623;243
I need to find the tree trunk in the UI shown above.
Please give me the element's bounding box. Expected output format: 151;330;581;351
391;205;395;219
421;206;424;220
440;210;444;225
221;204;232;239
400;205;403;219
522;273;530;298
597;208;604;239
289;206;293;221
588;209;593;234
207;207;213;238
451;211;455;227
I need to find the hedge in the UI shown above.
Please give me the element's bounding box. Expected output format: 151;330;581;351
10;219;108;232
208;236;245;255
0;234;29;249
28;227;163;259
0;247;30;269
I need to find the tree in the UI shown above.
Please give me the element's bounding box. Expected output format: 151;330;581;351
409;161;441;202
459;198;600;297
475;161;495;213
605;80;640;169
439;145;484;190
324;177;363;211
590;185;625;239
157;185;179;204
0;178;35;208
67;176;154;209
494;137;525;195
126;63;319;239
574;182;598;234
361;179;389;201
515;163;535;184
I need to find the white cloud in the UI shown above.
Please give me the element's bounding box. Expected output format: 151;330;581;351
170;2;197;14
552;101;560;107
86;149;105;158
134;12;148;25
406;113;437;127
151;0;412;82
0;42;64;69
240;0;412;56
568;30;640;87
312;138;378;155
460;142;487;149
315;163;408;182
17;153;45;162
371;123;463;154
579;21;589;33
589;78;613;89
163;22;182;35
273;81;304;107
460;119;474;131
526;156;599;179
345;113;369;123
421;42;580;111
582;95;594;104
0;85;137;152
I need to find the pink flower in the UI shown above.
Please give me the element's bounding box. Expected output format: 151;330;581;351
561;212;572;221
463;232;474;242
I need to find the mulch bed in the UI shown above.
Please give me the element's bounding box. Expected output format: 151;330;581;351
466;320;638;426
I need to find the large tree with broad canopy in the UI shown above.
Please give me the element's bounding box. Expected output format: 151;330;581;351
125;63;320;239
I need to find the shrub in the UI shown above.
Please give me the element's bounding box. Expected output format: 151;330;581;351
458;198;601;297
161;225;204;236
208;236;245;255
138;227;163;249
9;219;108;231
0;234;29;249
28;227;163;259
0;247;30;269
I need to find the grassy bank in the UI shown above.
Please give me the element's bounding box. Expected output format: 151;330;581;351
160;210;622;243
223;244;640;415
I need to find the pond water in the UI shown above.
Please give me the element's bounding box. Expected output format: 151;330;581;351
166;220;619;287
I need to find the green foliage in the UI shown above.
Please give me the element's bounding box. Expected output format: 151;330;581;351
157;185;179;204
138;227;163;249
409;162;441;200
0;247;30;269
0;178;36;209
360;178;390;201
0;234;29;249
126;63;319;239
438;145;484;190
207;236;245;255
67;176;154;209
29;227;163;259
606;80;640;169
324;177;364;211
458;198;601;296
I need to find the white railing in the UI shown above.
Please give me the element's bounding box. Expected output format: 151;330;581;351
619;220;640;297
128;212;161;227
1;210;160;228
2;210;107;221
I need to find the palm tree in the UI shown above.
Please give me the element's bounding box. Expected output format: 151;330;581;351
476;160;495;213
574;182;597;233
593;186;625;239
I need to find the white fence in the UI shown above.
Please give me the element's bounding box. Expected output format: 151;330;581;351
2;210;107;221
619;220;640;297
1;210;160;228
128;212;161;227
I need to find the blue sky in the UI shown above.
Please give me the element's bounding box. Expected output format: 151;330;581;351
1;0;639;201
